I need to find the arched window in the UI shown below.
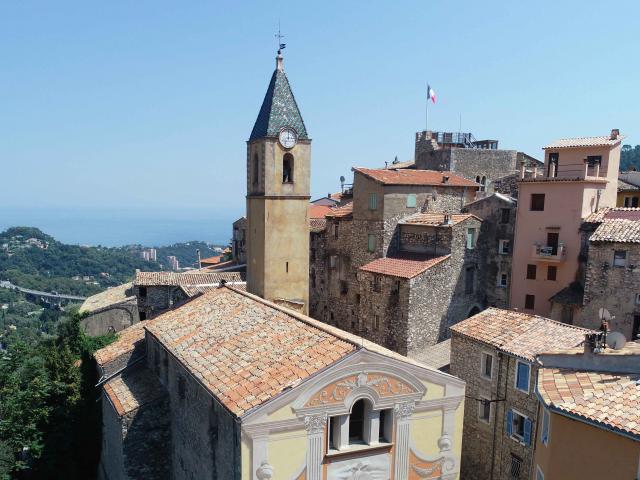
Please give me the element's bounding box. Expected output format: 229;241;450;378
481;176;487;192
283;153;294;183
253;153;259;185
349;399;366;444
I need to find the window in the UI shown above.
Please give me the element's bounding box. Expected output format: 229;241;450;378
349;399;365;444
378;408;392;442
624;196;632;207
253;153;259;185
541;408;550;446
510;454;523;479
481;176;487;192
466;228;476;249
373;275;382;293
506;409;532;445
481;352;494;379
333;223;339;239
327;400;392;451
548;152;559;178
369;193;377;210
499;239;511;255
633;315;640;340
340;280;348;295
613;250;627;267
465;267;475;294
535;465;544;480
406;194;417;208
356;293;361;304
524;294;535;310
515;361;530;393
367;234;376;252
586;155;602;176
282;153;294;183
530;194;545;211
478;396;491;423
139;286;147;298
499;273;508;287
546;232;559;255
547;265;557;281
526;264;537;280
500;208;510;224
285;261;289;273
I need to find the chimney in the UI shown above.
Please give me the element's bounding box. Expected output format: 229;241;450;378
610;128;620;140
519;160;526;179
443;214;452;225
442;175;449;184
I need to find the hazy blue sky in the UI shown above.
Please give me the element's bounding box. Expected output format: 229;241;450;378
1;0;638;217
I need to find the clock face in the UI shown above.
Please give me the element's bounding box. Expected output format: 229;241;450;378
279;128;297;149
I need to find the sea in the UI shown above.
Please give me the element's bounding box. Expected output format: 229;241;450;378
0;207;241;247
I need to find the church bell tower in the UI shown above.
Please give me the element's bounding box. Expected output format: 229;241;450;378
246;49;310;313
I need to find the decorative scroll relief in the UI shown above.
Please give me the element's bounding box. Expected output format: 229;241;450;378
327;452;390;480
305;372;417;407
408;450;455;480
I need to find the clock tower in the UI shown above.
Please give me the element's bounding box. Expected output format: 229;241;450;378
246;50;310;313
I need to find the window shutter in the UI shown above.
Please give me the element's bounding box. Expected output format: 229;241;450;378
524;418;532;445
506;409;513;436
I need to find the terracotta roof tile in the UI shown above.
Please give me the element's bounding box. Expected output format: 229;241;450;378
538;367;640;438
399;213;480;226
359;254;450;279
103;365;166;417
94;320;150;367
144;288;356;417
544;135;624;149
591;219;640;243
309;218;327;233
353;167;478;188
308;204;334;219
180;283;246;297
450;308;591;361
80;282;133;313
325;202;353;219
133;271;243;287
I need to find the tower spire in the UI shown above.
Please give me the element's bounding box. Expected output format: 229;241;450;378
275;22;286;70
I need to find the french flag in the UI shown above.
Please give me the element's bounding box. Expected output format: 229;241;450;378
427;85;436;104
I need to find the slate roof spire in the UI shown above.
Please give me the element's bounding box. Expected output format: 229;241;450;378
249;52;308;141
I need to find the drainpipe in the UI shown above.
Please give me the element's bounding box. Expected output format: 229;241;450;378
596;190;602;211
489;351;503;480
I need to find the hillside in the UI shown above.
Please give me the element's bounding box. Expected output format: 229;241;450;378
621;144;640;171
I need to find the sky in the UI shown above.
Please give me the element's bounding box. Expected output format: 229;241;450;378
1;0;639;221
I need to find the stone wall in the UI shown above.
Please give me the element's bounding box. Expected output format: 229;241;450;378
81;298;139;336
581;241;640;339
135;285;188;320
99;392;125;480
450;333;540;480
463;196;517;309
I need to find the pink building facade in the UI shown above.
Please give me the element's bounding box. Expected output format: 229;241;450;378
510;130;623;318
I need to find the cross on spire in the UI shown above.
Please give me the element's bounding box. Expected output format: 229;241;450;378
275;21;286;54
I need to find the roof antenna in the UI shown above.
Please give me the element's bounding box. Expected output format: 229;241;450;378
275;20;286;55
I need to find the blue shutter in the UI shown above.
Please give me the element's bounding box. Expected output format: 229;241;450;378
517;362;530;391
524;418;532;445
506;409;513;436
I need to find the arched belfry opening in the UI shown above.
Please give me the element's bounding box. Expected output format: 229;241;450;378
283;153;294;183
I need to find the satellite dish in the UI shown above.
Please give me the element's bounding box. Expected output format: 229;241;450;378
339;175;346;183
599;308;612;320
606;331;626;350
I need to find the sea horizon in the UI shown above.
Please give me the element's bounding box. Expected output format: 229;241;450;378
0;206;241;248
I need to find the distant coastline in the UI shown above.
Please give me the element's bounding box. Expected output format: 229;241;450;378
0;206;239;247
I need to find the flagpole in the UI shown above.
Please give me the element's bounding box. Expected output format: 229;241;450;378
425;95;429;132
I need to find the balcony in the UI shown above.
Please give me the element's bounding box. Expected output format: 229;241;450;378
531;244;566;263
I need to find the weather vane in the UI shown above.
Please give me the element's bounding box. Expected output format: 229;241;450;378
275;21;286;54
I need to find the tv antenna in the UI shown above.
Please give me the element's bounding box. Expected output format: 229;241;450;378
275;21;286;54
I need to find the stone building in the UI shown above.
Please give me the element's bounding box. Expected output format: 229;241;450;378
462;193;517;309
534;340;640;480
555;207;640;340
232;216;247;264
449;308;590;480
79;282;139;335
413;131;541;197
309;167;481;354
132;271;244;320
96;285;466;480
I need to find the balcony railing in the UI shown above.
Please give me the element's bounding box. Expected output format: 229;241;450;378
531;244;566;262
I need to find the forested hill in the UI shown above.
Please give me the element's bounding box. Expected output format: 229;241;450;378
621;144;640;171
0;227;222;296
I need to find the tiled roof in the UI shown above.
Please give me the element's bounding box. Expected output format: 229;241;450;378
583;207;640;223
308;204;334;219
353;167;478;188
359;254;450;279
544;135;624;149
618;179;640;192
180;283;246;297
325;202;353;219
200;256;222;265
144;288;356;417
450;308;591;361
94;320;150;367
399;213;480;227
249;61;308;140
412;339;451;371
103;365;167;417
549;282;584;306
590;219;640;243
309;218;327;233
79;282;133;313
463;192;516;207
384;160;415;169
619;171;640;188
537;367;640;438
133;271;243;287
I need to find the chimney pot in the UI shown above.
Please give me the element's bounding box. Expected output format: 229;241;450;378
611;128;620;140
442;175;449;184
